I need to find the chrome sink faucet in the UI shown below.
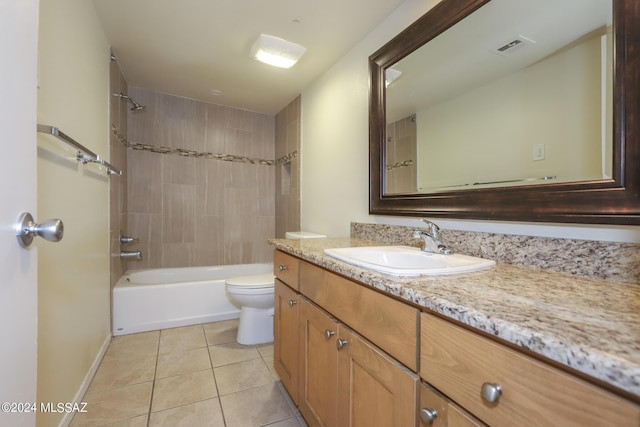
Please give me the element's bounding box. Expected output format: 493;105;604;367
412;219;453;255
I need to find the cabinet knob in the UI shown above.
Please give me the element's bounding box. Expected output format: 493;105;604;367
288;299;297;307
336;339;348;350
419;408;438;425
324;329;335;339
481;382;502;404
279;265;288;271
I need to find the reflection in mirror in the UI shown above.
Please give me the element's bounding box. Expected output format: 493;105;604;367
384;0;612;194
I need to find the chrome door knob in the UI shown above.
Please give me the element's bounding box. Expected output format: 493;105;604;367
481;382;502;404
420;408;438;425
288;299;297;307
15;212;64;248
324;330;335;339
336;339;348;350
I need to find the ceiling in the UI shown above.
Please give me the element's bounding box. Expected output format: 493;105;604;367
93;0;406;115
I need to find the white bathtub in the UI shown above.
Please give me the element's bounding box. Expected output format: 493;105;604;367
113;263;273;336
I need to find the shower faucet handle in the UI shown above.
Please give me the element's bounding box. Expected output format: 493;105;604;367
120;235;139;245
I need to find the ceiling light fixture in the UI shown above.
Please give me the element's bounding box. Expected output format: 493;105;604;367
250;34;306;69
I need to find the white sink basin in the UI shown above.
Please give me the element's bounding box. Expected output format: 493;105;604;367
323;246;495;276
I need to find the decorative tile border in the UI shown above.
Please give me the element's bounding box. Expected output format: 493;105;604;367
111;124;297;166
386;159;413;171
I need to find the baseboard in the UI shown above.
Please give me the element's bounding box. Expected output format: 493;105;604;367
59;333;111;427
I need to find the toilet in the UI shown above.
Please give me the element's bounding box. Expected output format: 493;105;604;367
225;231;326;345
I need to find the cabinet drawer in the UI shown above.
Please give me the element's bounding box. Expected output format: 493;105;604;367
274;250;299;290
421;313;640;427
300;261;419;371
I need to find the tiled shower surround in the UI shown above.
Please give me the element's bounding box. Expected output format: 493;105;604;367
121;87;300;269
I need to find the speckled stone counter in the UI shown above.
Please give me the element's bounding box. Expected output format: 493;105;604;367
269;237;640;400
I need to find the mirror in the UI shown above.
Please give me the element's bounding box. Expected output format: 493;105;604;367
369;0;640;224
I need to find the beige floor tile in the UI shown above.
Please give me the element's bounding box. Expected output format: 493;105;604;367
208;342;260;367
257;343;274;358
158;325;207;354
89;355;157;392
103;331;159;362
152;369;217;412
262;355;280;381
156;347;211;379
267;418;305;427
214;358;274;395
149;398;224;427
203;319;239;346
70;382;152;427
100;414;149;427
220;383;294;427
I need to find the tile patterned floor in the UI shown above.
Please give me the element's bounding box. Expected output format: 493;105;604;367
70;320;307;427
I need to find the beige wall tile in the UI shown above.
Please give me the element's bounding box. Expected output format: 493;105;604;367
163;183;195;243
128;149;163;213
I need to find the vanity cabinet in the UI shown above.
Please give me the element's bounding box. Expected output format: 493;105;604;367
274;250;419;426
273;249;640;427
421;313;640;427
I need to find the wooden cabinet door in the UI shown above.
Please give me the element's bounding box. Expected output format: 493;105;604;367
274;279;300;403
338;326;419;427
299;298;339;427
420;382;484;427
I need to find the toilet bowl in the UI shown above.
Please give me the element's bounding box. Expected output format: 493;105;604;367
225;231;327;345
225;272;275;345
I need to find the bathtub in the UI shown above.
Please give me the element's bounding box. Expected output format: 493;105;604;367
113;263;273;336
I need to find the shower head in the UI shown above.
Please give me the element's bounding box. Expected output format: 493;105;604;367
113;93;146;111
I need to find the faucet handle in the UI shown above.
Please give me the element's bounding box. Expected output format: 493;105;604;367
420;218;440;237
120;235;139;245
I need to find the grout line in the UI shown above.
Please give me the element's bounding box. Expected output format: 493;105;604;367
145;331;161;427
205;323;228;427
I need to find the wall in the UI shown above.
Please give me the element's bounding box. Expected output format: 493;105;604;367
126;87;275;268
37;0;112;425
109;56;128;289
275;96;302;237
300;0;640;243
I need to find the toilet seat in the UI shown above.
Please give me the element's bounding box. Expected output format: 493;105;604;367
225;273;274;289
225;273;274;295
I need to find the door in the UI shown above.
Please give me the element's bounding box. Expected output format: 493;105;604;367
299;298;339;427
274;280;300;403
0;0;39;426
337;326;419;427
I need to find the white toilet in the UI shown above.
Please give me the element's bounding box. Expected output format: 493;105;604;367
225;231;326;345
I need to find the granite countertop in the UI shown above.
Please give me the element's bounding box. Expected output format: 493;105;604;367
269;237;640;400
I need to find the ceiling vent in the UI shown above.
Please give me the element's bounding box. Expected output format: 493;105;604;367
490;35;536;56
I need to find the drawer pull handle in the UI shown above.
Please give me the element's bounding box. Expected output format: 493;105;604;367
288;299;297;307
279;265;288;271
336;339;348;350
324;329;335;339
419;408;438;425
481;382;502;404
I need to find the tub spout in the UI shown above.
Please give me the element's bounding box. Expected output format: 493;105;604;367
120;250;142;260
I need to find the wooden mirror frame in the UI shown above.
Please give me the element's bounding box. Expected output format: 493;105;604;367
369;0;640;225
